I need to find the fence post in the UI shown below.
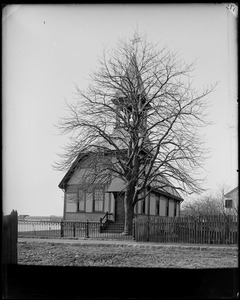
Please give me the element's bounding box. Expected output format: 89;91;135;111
60;220;64;237
133;218;135;240
11;210;18;264
3;210;18;264
147;216;150;242
86;220;89;238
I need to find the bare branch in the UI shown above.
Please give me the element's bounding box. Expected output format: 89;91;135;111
54;33;217;220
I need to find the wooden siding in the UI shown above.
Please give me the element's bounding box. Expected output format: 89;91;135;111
224;187;238;214
85;193;93;212
65;182;182;221
225;187;238;202
104;193;110;212
65;212;106;222
135;194;180;218
134;201;137;214
68;168;89;185
66;185;78;192
138;200;141;214
149;194;156;215
145;195;148;215
67;156;110;186
65;194;77;212
160;196;167;216
60;152;184;222
176;202;180;217
109;193;115;214
169;200;174;217
106;177;125;192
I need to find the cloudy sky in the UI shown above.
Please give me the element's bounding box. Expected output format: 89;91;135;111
3;4;237;216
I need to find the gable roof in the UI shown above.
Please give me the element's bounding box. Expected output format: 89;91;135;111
58;151;183;201
58;153;88;189
224;186;238;198
151;175;183;201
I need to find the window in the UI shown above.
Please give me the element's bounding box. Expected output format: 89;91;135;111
156;196;160;215
166;199;169;217
94;189;104;212
85;192;93;212
174;201;177;217
77;187;104;212
66;193;78;212
78;189;85;211
142;199;146;214
225;199;233;208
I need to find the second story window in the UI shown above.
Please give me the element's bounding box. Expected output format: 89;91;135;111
225;199;233;208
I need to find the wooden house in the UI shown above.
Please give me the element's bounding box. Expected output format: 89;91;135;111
224;186;238;215
59;154;183;223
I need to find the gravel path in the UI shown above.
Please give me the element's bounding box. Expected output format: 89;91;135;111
18;238;238;268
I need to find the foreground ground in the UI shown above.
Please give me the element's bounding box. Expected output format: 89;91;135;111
18;238;238;268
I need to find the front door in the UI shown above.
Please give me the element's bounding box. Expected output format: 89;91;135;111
114;192;125;222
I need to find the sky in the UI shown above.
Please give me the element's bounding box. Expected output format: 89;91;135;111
2;4;238;216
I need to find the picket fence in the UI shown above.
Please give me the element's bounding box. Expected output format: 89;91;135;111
135;215;238;244
3;210;18;264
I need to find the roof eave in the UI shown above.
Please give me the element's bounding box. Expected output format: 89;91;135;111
152;187;184;202
224;186;238;198
58;153;88;190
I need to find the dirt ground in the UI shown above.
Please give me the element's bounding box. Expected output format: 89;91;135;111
17;239;238;268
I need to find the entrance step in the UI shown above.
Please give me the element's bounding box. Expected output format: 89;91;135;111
101;221;124;233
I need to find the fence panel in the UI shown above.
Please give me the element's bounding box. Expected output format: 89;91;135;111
3;210;18;264
18;220;134;240
18;220;62;238
135;215;238;244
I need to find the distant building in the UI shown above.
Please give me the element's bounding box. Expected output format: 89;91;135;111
224;187;238;215
18;215;29;220
18;215;62;221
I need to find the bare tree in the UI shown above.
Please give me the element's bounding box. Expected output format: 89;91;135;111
182;183;238;217
182;196;223;217
55;33;216;234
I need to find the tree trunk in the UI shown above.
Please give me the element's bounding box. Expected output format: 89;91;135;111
122;186;135;235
